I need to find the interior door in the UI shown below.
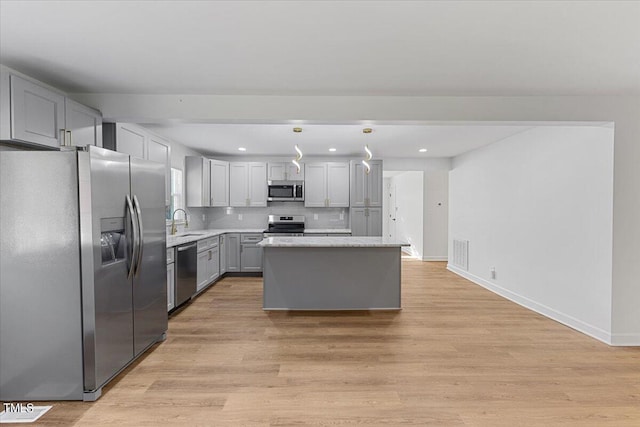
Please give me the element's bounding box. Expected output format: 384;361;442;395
388;183;397;240
130;157;168;356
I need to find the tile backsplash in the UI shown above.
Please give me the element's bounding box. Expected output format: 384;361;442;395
168;203;349;234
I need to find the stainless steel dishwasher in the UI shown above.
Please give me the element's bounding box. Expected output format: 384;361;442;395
175;243;197;307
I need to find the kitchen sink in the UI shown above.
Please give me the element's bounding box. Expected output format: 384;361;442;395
178;233;205;237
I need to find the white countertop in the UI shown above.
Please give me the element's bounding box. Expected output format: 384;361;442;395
167;228;352;247
166;229;264;248
257;236;409;248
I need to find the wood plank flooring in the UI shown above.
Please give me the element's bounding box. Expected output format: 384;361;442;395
7;261;640;426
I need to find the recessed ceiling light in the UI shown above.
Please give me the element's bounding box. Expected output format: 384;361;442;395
419;148;428;152
238;147;246;151
329;148;337;152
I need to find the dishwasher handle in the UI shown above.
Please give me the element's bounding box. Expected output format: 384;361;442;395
177;244;197;252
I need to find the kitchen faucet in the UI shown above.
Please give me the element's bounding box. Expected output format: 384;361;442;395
170;209;188;235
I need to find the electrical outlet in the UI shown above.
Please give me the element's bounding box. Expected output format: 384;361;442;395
202;214;205;221
339;212;344;220
238;214;243;221
314;214;318;220
490;267;496;280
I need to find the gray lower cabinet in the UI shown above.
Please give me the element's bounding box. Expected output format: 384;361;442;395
220;234;227;275
240;233;263;272
196;236;220;292
351;207;383;236
225;233;241;272
167;248;175;312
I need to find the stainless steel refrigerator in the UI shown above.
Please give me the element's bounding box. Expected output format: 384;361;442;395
0;145;168;401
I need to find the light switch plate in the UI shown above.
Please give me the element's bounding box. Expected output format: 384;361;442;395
238;214;243;220
313;214;318;220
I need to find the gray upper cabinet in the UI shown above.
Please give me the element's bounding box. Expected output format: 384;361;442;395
210;159;229;207
305;162;349;208
64;98;102;148
350;160;383;207
104;123;171;206
229;162;267;207
114;123;146;159
1;71;102;149
268;161;305;181
147;135;171;206
186;156;211;207
9;75;65;148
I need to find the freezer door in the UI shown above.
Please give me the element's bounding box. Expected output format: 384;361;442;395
82;146;134;392
130;156;168;356
0;151;84;400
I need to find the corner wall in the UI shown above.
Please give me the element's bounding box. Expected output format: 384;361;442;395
449;125;614;342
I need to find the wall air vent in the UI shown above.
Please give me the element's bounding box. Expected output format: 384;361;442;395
452;239;469;271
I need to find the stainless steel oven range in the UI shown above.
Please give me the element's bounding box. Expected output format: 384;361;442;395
263;215;305;237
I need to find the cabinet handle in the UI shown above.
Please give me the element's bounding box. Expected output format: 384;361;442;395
60;129;66;146
208;250;212;260
66;130;72;147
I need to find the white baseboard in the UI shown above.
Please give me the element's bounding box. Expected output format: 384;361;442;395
610;333;640;346
423;256;448;262
446;264;625;346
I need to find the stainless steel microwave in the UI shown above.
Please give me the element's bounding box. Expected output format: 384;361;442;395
267;181;304;201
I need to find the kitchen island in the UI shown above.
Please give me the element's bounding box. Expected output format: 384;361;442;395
257;236;409;310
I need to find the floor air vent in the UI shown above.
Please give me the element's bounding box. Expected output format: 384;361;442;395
452;239;469;271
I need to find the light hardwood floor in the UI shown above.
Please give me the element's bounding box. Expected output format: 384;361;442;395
10;261;640;426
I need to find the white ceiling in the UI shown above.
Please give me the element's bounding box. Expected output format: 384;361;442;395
1;1;637;157
143;122;534;157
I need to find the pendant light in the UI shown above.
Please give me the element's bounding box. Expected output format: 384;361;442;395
362;128;373;174
292;128;303;174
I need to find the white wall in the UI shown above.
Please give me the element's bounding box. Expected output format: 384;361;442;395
449;125;614;342
76;93;640;343
388;172;424;258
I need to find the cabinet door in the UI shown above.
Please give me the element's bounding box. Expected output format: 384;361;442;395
286;161;304;180
350;208;368;236
367;161;383;207
327;162;350;207
65;98;102;148
240;245;263;272
167;262;175;311
225;234;241;272
229;163;249;207
248;163;267;207
267;162;285;181
219;235;227;275
209;246;220;282
304;163;327;207
115;123;146;159
350;161;367;207
210;159;229;207
197;250;210;291
10;75;65;148
147;135;171;206
367;207;383;236
186;156;210;207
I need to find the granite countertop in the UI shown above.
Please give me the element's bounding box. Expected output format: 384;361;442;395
257;236;409;248
303;228;352;234
166;229;264;248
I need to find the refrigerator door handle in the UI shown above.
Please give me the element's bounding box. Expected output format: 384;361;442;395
126;195;140;280
132;195;144;277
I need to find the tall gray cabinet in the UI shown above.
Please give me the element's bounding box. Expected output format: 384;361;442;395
350;160;383;236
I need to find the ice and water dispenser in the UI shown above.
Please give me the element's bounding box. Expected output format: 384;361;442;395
100;217;126;264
